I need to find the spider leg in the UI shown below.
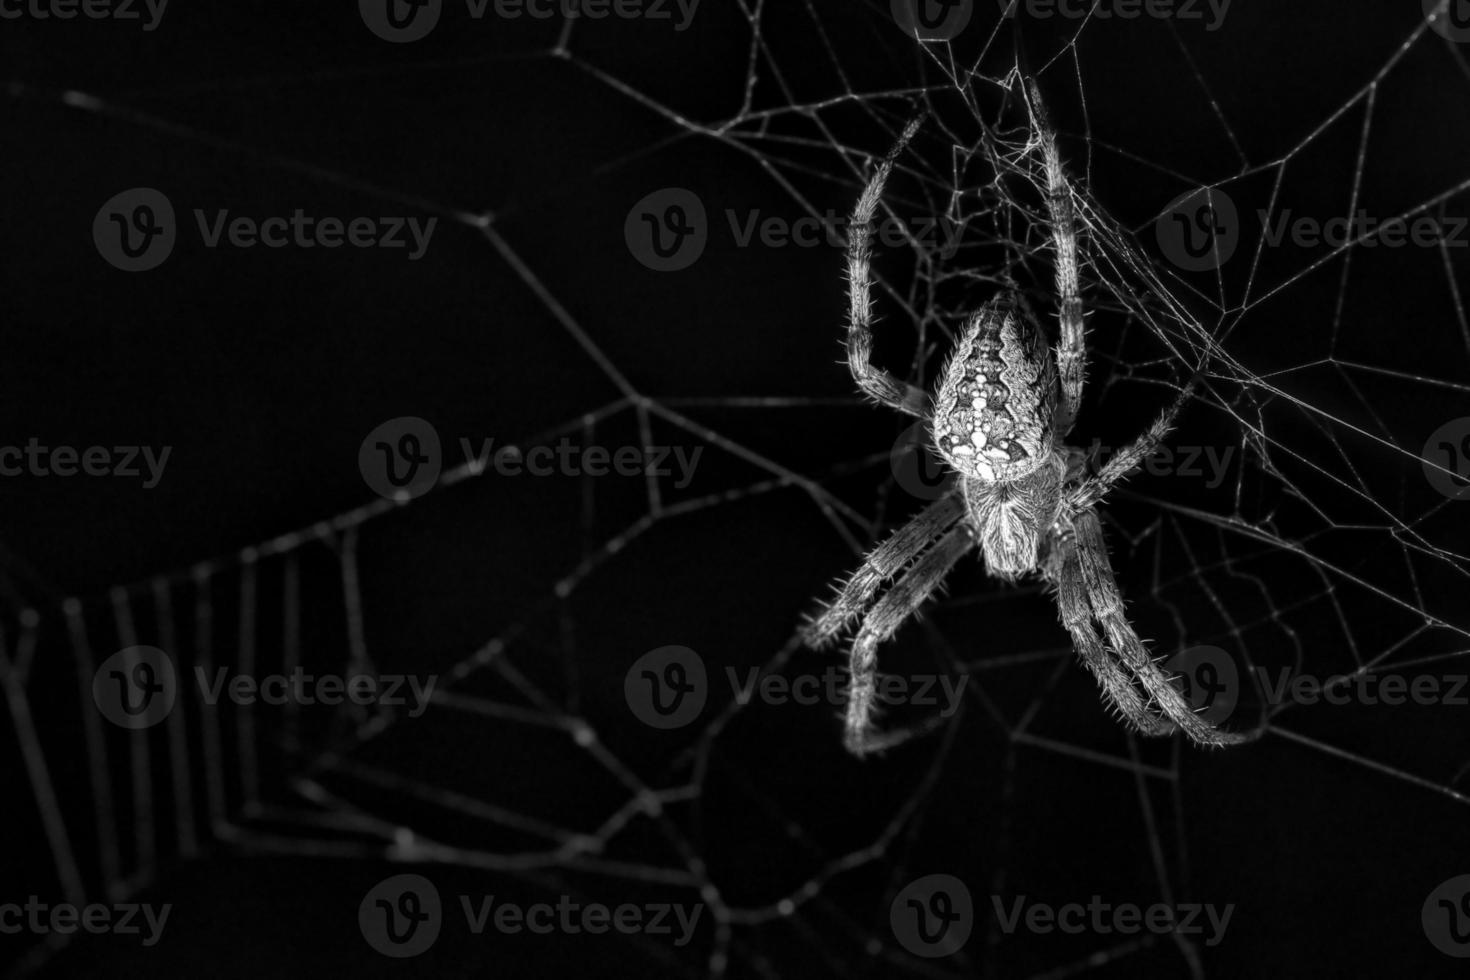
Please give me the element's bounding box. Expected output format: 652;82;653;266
803;491;965;649
1070;509;1246;747
1065;381;1193;513
843;525;973;757
845;114;930;418
1050;539;1176;737
1023;79;1087;437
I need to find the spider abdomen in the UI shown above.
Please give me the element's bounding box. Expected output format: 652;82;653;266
933;296;1057;483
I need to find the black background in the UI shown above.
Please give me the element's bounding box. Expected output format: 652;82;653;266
3;1;1470;977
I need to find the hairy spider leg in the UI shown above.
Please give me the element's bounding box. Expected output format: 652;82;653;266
1049;538;1177;736
1065;380;1194;513
844;114;930;418
1068;509;1248;746
1025;80;1087;438
803;492;965;648
843;525;973;756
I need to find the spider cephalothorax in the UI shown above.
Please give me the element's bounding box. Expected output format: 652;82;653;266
803;81;1247;756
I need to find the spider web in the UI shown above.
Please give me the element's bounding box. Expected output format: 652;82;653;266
4;1;1470;976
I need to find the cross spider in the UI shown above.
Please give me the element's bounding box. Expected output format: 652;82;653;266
803;82;1246;756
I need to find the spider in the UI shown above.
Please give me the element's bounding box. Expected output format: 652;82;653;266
803;81;1247;756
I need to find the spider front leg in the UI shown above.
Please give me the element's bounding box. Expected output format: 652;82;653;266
842;524;973;756
1067;509;1247;747
803;491;965;649
1024;79;1087;436
845;115;930;418
1068;380;1194;512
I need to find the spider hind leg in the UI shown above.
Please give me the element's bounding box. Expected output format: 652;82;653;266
842;525;973;756
1069;510;1247;747
1050;541;1176;737
802;492;965;649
